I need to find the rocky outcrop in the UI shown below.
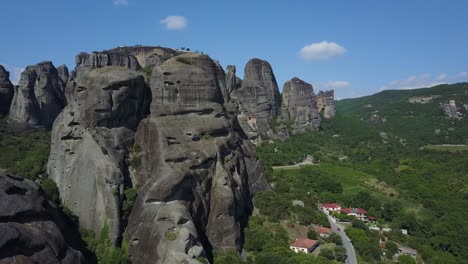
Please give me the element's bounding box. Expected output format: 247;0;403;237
75;46;180;75
230;59;281;141
57;65;69;86
0;173;86;264
281;77;321;134
8;61;66;130
225;65;237;95
125;53;269;264
47;67;150;244
0;65;14;116
316;90;336;119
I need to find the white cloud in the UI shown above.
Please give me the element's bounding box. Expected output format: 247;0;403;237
325;81;351;89
113;0;129;6
299;41;346;60
160;16;187;30
314;80;351;90
1;63;24;85
380;72;468;90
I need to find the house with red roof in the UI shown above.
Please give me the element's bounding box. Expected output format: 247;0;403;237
341;207;367;220
314;226;332;238
320;203;341;214
290;238;319;254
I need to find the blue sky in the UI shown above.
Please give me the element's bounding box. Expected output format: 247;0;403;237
1;0;467;99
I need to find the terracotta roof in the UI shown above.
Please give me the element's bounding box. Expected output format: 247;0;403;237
290;238;318;249
342;207;366;215
315;226;332;234
321;203;341;209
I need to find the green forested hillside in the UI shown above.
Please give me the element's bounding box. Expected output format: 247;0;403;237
256;83;468;264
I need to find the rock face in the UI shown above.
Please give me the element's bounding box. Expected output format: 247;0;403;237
57;65;70;86
0;65;14;116
230;59;281;141
281;77;321;134
47;67;150;244
0;174;86;264
125;53;269;264
316;90;336;119
75;46;180;74
8;61;66;130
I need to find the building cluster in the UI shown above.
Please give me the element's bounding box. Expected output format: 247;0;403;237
320;203;369;221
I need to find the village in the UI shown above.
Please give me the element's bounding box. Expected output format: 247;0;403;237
288;202;418;263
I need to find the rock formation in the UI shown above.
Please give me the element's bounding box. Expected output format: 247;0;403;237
0;173;86;264
57;65;70;86
47;67;150;244
225;65;237;95
316;90;336;119
281;77;321;134
75;46;180;74
0;65;14;116
8;61;66;130
125;53;269;264
230;59;281;142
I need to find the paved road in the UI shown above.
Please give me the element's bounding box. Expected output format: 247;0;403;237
327;214;358;264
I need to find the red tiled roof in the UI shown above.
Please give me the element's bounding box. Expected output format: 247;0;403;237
321;203;341;209
342;207;366;215
290;238;319;249
368;216;377;221
315;226;332;234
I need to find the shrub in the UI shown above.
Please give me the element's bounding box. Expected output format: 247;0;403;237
41;177;60;205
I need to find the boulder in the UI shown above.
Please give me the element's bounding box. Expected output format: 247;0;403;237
47;67;150;244
0;174;86;264
0;65;14;116
281;77;321;134
8;61;66;130
230;59;281;142
316;90;336;119
125;53;269;264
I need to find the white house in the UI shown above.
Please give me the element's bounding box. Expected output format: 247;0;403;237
320;203;341;214
290;238;319;254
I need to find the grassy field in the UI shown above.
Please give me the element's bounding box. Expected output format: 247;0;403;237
273;162;421;213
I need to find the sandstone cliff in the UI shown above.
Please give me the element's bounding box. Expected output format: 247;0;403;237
126;53;269;264
47;67;150;244
0;65;14;116
8;61;66;130
0;174;86;263
281;77;321;134
45;48;269;264
230;59;281;142
316;90;336;119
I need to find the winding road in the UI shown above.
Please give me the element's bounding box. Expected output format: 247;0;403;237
326;214;358;264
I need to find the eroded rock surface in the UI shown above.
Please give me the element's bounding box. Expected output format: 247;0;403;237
8;61;66;130
230;59;280;142
47;67;150;244
281;77;321;134
316;90;336;119
75;46;180;74
0;65;14;116
0;174;86;264
125;53;269;264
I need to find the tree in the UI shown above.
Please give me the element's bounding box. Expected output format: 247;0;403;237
351;219;368;230
328;233;342;245
319;247;335;260
334;246;346;261
386;241;399;259
307;230;318;240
